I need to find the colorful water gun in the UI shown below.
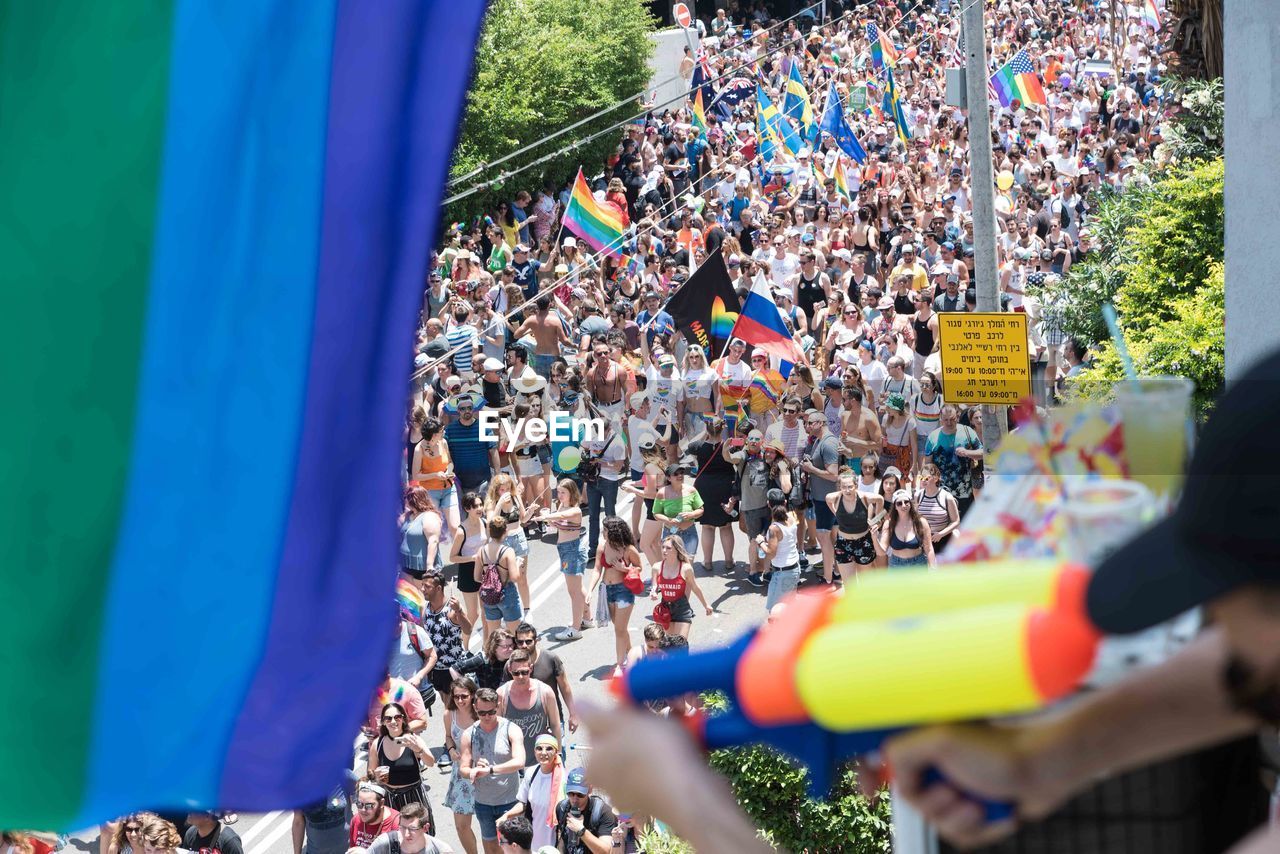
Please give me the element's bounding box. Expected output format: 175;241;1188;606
612;559;1098;819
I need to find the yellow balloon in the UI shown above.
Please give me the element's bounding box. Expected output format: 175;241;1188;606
557;446;582;471
996;171;1015;191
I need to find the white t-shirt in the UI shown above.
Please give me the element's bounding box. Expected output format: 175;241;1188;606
516;765;560;850
683;366;718;402
628;414;658;472
645;365;685;424
858;358;889;391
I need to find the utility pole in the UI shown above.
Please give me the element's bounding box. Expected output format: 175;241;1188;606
963;0;1005;450
1109;0;1121;80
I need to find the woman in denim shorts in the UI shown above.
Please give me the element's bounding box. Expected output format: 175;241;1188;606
588;517;644;677
474;516;524;635
485;474;531;610
538;478;590;642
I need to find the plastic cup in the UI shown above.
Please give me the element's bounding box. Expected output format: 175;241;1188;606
1062;479;1155;568
1114;377;1193;498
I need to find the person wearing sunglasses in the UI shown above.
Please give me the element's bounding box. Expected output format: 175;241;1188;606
442;677;480;854
496;649;562;773
497;733;563;851
880;489;936;569
360;803;452;854
367;702;436;820
460;688;526;854
107;813;158;854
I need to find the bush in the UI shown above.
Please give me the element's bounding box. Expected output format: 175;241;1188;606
447;0;656;224
701;696;892;852
1038;158;1224;418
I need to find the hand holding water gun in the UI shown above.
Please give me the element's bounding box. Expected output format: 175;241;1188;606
611;559;1099;820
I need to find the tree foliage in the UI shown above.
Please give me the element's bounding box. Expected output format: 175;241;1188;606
1047;158;1225;417
701;695;892;852
447;0;656;224
1155;76;1224;164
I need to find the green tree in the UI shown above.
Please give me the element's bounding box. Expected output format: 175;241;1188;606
447;0;655;225
699;695;891;852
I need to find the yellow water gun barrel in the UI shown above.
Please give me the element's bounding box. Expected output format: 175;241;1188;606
795;603;1099;731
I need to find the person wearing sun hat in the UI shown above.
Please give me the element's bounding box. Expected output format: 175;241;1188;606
885;350;1280;851
497;733;564;851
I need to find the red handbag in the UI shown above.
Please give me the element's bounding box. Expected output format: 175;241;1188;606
651;601;672;629
622;565;645;594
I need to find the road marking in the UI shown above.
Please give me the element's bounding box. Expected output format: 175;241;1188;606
248;812;295;854
238;811;284;846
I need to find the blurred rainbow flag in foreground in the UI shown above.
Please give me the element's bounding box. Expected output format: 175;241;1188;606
0;0;487;831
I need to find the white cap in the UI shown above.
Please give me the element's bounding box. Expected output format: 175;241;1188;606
562;236;577;248
482;357;505;372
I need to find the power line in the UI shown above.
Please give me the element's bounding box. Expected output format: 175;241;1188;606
445;0;830;193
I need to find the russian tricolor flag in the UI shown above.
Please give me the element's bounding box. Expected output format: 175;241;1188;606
729;276;805;364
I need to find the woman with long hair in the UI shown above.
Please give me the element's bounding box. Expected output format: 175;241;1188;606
680;344;719;437
452;629;515;690
761;439;795;504
484;474;532;610
757;500;801;611
651;535;713;641
621;439;668;566
497;733;564;851
687;417;736;574
367;701;436;820
880;392;918;480
137;818;182;854
103;813;159;854
912;370;944;459
857;453;881;497
589;517;644;677
825;469;882;583
915;463;961;556
411;416;459;540
399;487;442;580
537;479;590;641
506;403;546;539
652;463;703;557
448;492;487;647
473;515;524;636
880;490;936;569
442;677;480;854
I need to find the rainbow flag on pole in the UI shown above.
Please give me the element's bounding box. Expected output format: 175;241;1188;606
989;49;1048;107
691;87;709;137
1141;0;1161;31
562;168;627;258
0;0;486;831
867;22;898;71
833;157;854;201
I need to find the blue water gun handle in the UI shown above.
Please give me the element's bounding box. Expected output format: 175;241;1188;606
920;766;1015;823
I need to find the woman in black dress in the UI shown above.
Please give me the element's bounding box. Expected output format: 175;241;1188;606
687;416;736;574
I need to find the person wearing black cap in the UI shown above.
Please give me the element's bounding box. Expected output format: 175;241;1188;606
883;352;1280;853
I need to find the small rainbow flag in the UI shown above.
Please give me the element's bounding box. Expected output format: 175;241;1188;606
749;371;782;406
819;55;837;74
691;88;709;137
397;577;426;624
562;167;626;258
989;49;1047;108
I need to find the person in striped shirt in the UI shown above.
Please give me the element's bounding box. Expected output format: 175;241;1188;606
445;302;481;377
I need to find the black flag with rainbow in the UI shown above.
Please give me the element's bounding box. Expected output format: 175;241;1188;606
665;248;742;356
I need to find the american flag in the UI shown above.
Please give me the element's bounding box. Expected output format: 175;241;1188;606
950;30;965;67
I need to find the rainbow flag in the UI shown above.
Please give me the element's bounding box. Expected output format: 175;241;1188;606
989;49;1047;107
0;0;486;831
562;167;626;258
691;88;709;137
1141;0;1161;31
397;577;427;624
867;22;897;71
833;157;854;201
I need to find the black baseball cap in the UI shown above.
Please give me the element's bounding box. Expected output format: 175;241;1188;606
1087;350;1280;634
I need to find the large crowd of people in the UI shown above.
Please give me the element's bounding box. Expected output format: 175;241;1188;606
77;1;1172;853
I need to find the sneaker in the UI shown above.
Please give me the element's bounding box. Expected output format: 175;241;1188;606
798;554;810;570
555;627;583;642
437;752;453;771
613;665;624;679
746;572;765;587
579;619;595;630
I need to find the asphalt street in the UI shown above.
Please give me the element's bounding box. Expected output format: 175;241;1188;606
68;493;832;854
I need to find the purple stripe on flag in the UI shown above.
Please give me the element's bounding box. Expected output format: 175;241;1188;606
219;0;488;806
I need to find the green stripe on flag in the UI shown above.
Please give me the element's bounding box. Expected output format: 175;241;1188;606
0;2;174;826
